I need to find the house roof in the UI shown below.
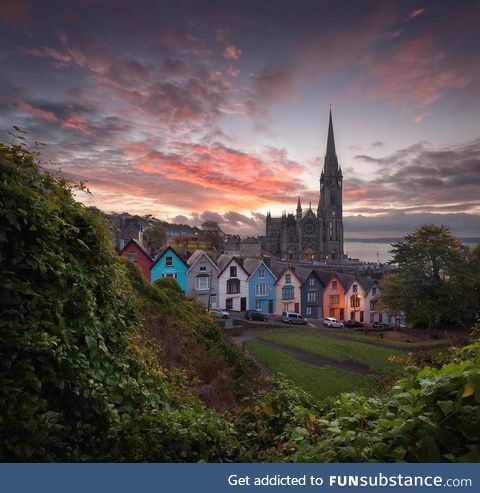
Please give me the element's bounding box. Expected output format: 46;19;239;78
187;249;219;272
308;269;334;287
151;246;189;268
243;258;277;280
217;254;249;277
120;238;154;261
240;236;259;244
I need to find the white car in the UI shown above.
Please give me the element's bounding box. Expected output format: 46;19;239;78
209;308;230;319
323;317;344;328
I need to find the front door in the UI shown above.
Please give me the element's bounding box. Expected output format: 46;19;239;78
240;297;247;311
294;302;299;313
340;308;344;320
268;300;273;314
360;311;364;322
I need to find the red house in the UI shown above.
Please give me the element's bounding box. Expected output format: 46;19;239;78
120;239;153;281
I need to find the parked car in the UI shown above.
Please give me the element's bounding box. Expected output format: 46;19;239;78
281;311;308;325
372;321;390;329
344;320;364;328
245;310;269;322
209;308;230;319
323;317;344;328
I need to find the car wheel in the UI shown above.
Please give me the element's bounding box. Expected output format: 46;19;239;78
248;316;252;320
264;317;268;322
288;320;293;324
303;321;307;325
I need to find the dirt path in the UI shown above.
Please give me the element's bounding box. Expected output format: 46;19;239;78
255;338;374;375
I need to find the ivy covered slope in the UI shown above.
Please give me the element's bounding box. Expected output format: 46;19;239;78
0;143;240;461
238;339;480;462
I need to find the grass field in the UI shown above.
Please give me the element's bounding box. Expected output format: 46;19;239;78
246;340;376;400
260;332;406;373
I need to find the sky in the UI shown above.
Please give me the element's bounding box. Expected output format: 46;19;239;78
1;0;480;238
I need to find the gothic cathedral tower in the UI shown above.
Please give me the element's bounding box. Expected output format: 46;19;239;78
317;109;345;261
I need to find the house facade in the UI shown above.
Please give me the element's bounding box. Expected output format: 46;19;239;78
244;259;277;314
217;255;249;311
186;250;219;308
275;266;303;314
342;276;374;323
323;273;347;320
120;239;153;281
301;270;331;319
150;246;188;294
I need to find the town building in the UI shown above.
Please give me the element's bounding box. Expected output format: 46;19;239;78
244;259;277;314
217;255;249;311
150;246;188;294
186;250;219;308
120;239;154;281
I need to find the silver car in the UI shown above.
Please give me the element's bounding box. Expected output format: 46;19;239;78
209;308;230;319
323;317;343;328
281;311;308;325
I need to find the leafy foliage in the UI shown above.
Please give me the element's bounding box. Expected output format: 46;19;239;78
0;142;238;461
238;342;480;462
380;224;478;328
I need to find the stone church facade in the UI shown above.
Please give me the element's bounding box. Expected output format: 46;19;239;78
264;110;346;262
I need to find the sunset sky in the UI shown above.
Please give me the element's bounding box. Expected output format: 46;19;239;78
1;0;479;237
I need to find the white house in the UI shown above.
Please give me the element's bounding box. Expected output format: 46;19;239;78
217;255;249;311
340;274;375;323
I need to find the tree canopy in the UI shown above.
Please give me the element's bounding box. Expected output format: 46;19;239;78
380;224;478;329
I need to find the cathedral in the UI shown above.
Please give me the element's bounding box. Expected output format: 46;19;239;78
264;110;346;262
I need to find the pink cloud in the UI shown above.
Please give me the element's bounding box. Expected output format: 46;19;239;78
16;101;58;123
408;8;427;20
223;44;242;60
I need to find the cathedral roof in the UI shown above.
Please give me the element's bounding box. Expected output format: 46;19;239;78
326;108;336;156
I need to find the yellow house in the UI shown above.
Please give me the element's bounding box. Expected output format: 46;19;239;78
274;266;304;315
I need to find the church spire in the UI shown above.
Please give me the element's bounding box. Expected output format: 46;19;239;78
296;196;302;219
326;108;336;157
324;108;339;174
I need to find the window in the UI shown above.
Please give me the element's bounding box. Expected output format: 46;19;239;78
258;269;265;279
283;303;289;311
370;300;376;311
329;308;335;317
165;256;173;266
229;266;237;277
370;313;375;323
306;307;312;316
309;277;315;286
127;251;137;262
200;266;206;271
350;295;360;308
196;277;210;290
227;279;240;294
332;280;337;289
372;287;377;296
255;284;268;296
307;291;317;302
162;273;177;279
285;274;292;284
282;286;294;300
226;298;233;310
329;295;339;305
255;300;261;310
353;284;357;293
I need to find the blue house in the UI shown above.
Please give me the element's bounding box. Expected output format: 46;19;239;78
301;269;332;319
244;259;277;314
150;246;188;294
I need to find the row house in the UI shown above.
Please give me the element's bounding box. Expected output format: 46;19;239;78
217;254;249;312
150;246;189;294
244;259;277;314
300;270;332;319
186;250;219;308
120;239;154;281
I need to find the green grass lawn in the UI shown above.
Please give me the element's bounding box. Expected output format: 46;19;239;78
246;340;376;400
309;327;449;348
260;332;406;373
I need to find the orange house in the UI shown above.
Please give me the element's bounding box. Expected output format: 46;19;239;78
323;273;347;321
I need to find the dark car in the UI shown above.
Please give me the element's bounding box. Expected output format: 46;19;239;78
245;310;269;322
344;320;364;328
372;321;390;329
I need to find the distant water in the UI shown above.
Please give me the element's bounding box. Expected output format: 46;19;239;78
344;239;479;263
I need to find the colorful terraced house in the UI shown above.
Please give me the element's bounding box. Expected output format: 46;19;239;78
150;246;188;294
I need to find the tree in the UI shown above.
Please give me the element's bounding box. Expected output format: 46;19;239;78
143;220;166;255
379;224;473;329
201;220;223;250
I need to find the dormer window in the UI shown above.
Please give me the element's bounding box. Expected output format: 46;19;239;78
230;266;237;277
353;284;358;293
285;274;292;284
165;256;173;266
258;269;265;279
372;287;377;296
332;280;337;289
